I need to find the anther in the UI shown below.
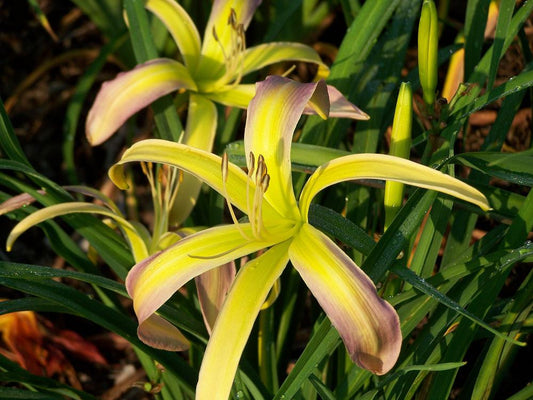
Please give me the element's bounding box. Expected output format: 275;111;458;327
261;174;270;193
228;8;237;27
157;165;165;184
221;152;229;181
248;152;255;177
255;155;267;184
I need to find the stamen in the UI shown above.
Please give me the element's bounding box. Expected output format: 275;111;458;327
281;65;297;77
221;152;250;240
167;168;183;213
157;165;165;185
257;172;271;237
248;152;255;176
261;174;270;193
246;152;255;220
141;162;158;204
228;8;237;27
211;8;246;89
221;151;229;181
251;155;268;239
257;155;267;182
212;26;229;64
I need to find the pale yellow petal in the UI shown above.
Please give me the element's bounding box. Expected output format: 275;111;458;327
6;202;149;262
244;76;329;219
109;139;279;219
197;241;290;400
289;224;401;374
145;0;201;69
204;84;255;109
299;154;490;220
242;42;327;76
126;222;294;326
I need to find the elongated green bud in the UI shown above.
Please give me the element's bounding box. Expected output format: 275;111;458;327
418;0;439;107
384;82;413;230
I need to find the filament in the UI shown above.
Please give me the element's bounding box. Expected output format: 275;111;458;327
211;8;246;88
221;152;251;240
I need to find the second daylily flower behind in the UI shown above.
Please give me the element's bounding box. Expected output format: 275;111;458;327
87;0;331;224
109;76;490;399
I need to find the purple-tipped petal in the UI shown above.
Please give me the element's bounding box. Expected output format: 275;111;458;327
196;261;236;334
86;59;196;146
125;222;289;329
244;75;329;219
0;191;44;216
289;223;402;375
137;314;190;351
303;85;369;120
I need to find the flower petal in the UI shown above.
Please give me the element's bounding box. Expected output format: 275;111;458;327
6;202;149;263
86;59;197;146
303;84;369;120
126;222;293;328
289;224;401;374
169;95;218;225
204;84;255;108
198;0;262;78
196;241;290;400
0;191;43;216
245;76;329;219
299;154;491;219
145;0;201;69
242;42;327;76
137;314;190;351
195;261;236;334
109;139;277;219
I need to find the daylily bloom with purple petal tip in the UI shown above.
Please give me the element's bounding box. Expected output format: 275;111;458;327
109;76;490;399
86;0;346;225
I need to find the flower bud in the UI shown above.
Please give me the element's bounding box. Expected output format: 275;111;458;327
384;82;412;230
418;0;439;107
441;34;465;101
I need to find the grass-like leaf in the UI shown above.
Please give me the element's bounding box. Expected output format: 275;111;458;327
0;354;95;400
453;150;533;186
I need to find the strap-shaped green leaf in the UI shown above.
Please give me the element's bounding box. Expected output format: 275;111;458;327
274;317;340;400
453;150;533;186
0;352;95;400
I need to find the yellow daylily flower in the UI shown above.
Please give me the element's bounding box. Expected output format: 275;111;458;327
109;76;490;399
86;0;334;224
